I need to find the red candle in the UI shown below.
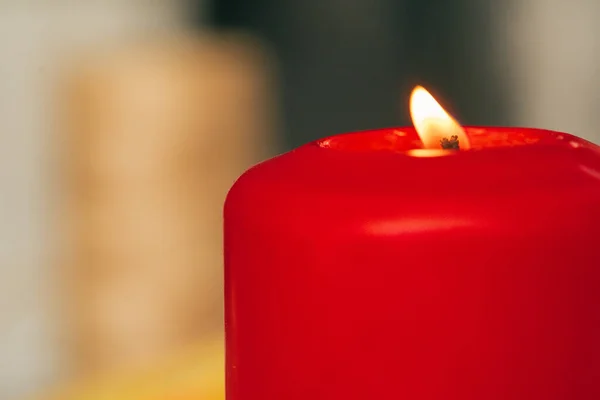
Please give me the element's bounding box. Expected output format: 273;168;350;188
224;87;600;399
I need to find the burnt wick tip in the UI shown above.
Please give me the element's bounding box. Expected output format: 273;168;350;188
440;135;460;150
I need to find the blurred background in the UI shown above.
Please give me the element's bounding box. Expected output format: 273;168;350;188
1;0;598;399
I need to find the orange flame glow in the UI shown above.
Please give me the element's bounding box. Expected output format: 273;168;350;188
409;86;470;150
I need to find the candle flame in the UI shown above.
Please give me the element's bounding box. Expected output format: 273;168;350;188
409;86;470;150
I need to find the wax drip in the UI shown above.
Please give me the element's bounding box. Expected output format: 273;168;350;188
440;135;460;150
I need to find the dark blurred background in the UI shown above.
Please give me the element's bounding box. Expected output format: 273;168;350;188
207;0;511;148
0;1;596;399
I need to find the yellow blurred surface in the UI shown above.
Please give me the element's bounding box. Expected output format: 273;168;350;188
32;337;224;400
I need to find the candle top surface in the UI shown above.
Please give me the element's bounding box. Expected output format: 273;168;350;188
316;126;585;153
249;126;598;187
227;127;600;230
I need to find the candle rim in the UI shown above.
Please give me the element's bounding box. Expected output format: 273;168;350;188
313;126;594;155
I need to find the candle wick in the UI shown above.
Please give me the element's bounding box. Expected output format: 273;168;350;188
440;135;460;150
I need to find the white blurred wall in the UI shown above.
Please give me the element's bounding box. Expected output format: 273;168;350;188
502;0;600;143
0;1;194;398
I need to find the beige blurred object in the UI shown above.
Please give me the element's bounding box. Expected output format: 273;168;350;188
0;1;192;398
58;33;276;377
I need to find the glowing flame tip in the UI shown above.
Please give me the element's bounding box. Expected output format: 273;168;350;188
409;86;470;150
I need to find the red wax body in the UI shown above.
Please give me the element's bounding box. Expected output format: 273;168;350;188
224;127;600;400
